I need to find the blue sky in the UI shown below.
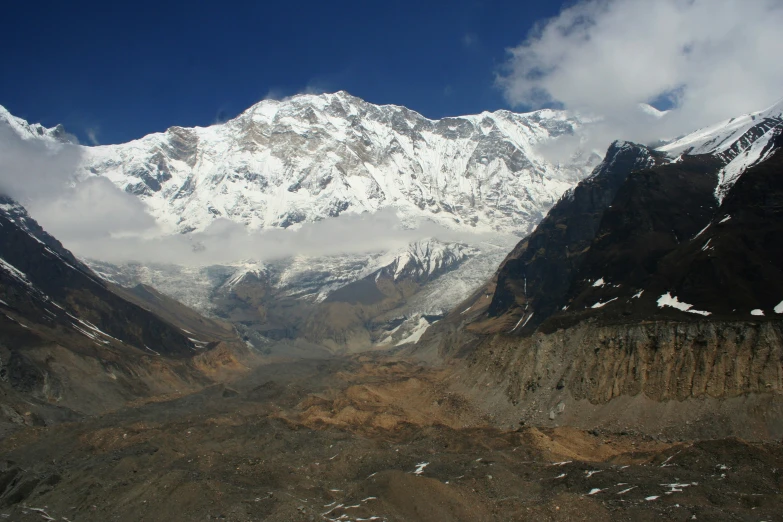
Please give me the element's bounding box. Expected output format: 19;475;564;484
1;0;566;144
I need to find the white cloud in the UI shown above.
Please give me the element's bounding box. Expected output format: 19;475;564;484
0;124;82;201
263;81;331;102
0;121;161;252
85;127;100;145
28;176;159;240
498;0;783;155
58;208;507;265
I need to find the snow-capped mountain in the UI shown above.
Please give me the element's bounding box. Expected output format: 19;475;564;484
88;238;501;351
0;105;76;144
73;91;599;236
0;92;605;352
659;98;783;199
4;94;780;352
448;98;783;339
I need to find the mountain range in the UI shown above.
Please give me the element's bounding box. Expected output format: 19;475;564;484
1;92;608;351
415;97;783;438
2;91;783;519
2;94;781;357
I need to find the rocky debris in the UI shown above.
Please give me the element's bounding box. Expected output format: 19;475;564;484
0;355;781;521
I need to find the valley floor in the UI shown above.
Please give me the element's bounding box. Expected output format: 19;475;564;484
1;354;782;521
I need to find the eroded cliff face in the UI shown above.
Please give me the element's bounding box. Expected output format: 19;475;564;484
467;321;782;404
442;320;783;439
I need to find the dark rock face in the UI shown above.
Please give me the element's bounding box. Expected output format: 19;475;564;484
415;132;783;439
545;134;783;329
545;154;723;329
0;197;196;358
487;141;667;332
0;197;247;432
649;133;783;317
164;126;199;166
482;130;783;334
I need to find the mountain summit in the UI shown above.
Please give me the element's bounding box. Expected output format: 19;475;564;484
70;91;600;236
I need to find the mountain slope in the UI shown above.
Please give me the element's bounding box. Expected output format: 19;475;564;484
416;102;783;438
480;141;668;334
0;105;76;144
452;99;783;336
659;98;783;200
0;197;248;433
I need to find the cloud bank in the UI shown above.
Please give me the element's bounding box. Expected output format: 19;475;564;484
499;0;783;156
0;125;83;201
51;208;501;266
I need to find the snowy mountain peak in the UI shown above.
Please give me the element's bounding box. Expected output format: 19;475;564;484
638;103;669;119
0;105;75;143
378;239;476;282
658;99;783;157
658;98;783;200
71;91;599;236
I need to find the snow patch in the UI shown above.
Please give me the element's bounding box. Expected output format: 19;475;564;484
0;258;31;286
188;337;210;347
751;309;765;316
413;462;429;475
591;297;617;309
592;278;606;287
716;128;780;200
395;317;432;346
775;301;783;314
508;315;526;333
662;482;696;494
521;312;534;329
692;223;710;240
657;292;711;316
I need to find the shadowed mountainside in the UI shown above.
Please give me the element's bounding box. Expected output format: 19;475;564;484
0;197;251;434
